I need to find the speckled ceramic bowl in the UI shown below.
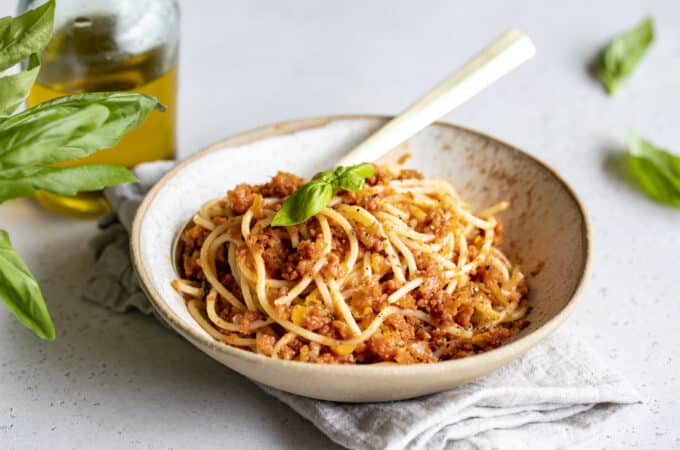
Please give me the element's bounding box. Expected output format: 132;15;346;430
130;116;591;402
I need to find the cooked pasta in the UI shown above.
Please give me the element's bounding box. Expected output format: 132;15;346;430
172;166;529;364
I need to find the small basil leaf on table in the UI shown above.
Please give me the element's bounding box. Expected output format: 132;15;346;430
0;0;54;71
0;53;41;115
627;131;680;206
271;180;334;226
0;230;55;340
597;17;654;94
0;92;160;167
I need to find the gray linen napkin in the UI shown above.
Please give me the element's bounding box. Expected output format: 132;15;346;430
83;161;642;450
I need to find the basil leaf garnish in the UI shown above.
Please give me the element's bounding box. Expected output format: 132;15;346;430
271;180;335;226
337;163;375;192
271;163;375;226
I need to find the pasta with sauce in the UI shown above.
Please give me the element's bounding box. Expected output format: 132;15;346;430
173;165;529;364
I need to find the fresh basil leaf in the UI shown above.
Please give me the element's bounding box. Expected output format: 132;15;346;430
0;53;40;115
629;131;680;175
337;163;375;192
0;164;137;202
0;164;43;179
629;157;680;206
0;164;139;201
0;103;110;166
332;166;349;178
312;170;336;184
346;163;375;179
0;230;55;340
28;164;138;195
272;163;375;226
597;17;654;94
627;131;680;206
0;0;54;71
0;92;159;167
0;179;34;203
0;91;158;130
271;180;334;226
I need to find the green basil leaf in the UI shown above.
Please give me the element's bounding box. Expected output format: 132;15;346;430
0;230;55;340
628;131;680;176
629;157;680;206
0;92;159;167
0;164;137;203
0;53;40;115
312;170;336;184
0;179;34;202
28;164;138;195
597;17;654;94
272;163;375;226
337;163;375;192
271;180;334;226
17;164;136;197
0;0;54;71
627;131;680;206
345;163;375;179
0;103;111;166
332;166;349;178
0;164;43;179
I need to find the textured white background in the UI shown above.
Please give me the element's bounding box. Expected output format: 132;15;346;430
1;1;678;449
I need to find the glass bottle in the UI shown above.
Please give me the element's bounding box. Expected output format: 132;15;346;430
17;0;179;217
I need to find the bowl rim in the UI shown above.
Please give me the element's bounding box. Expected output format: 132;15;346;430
130;114;593;376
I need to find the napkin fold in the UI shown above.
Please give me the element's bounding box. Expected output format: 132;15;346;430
83;161;641;450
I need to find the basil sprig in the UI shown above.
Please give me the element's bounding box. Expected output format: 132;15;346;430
271;163;375;226
0;0;162;339
597;17;654;94
627;131;680;206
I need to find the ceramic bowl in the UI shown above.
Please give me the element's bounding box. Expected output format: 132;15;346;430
130;116;591;402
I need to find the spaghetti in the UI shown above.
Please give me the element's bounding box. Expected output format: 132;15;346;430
173;166;529;364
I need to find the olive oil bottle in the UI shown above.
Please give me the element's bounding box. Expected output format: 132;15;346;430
19;1;179;217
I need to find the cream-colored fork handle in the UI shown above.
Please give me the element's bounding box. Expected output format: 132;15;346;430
336;29;535;167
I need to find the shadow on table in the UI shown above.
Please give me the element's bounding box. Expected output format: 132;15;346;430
601;146;651;203
6;219;343;450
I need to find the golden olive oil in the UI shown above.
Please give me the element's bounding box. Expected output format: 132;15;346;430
28;15;177;218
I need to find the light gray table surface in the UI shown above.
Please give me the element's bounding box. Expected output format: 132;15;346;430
1;1;678;449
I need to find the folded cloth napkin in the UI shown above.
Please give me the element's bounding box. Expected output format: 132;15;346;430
83;161;642;450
